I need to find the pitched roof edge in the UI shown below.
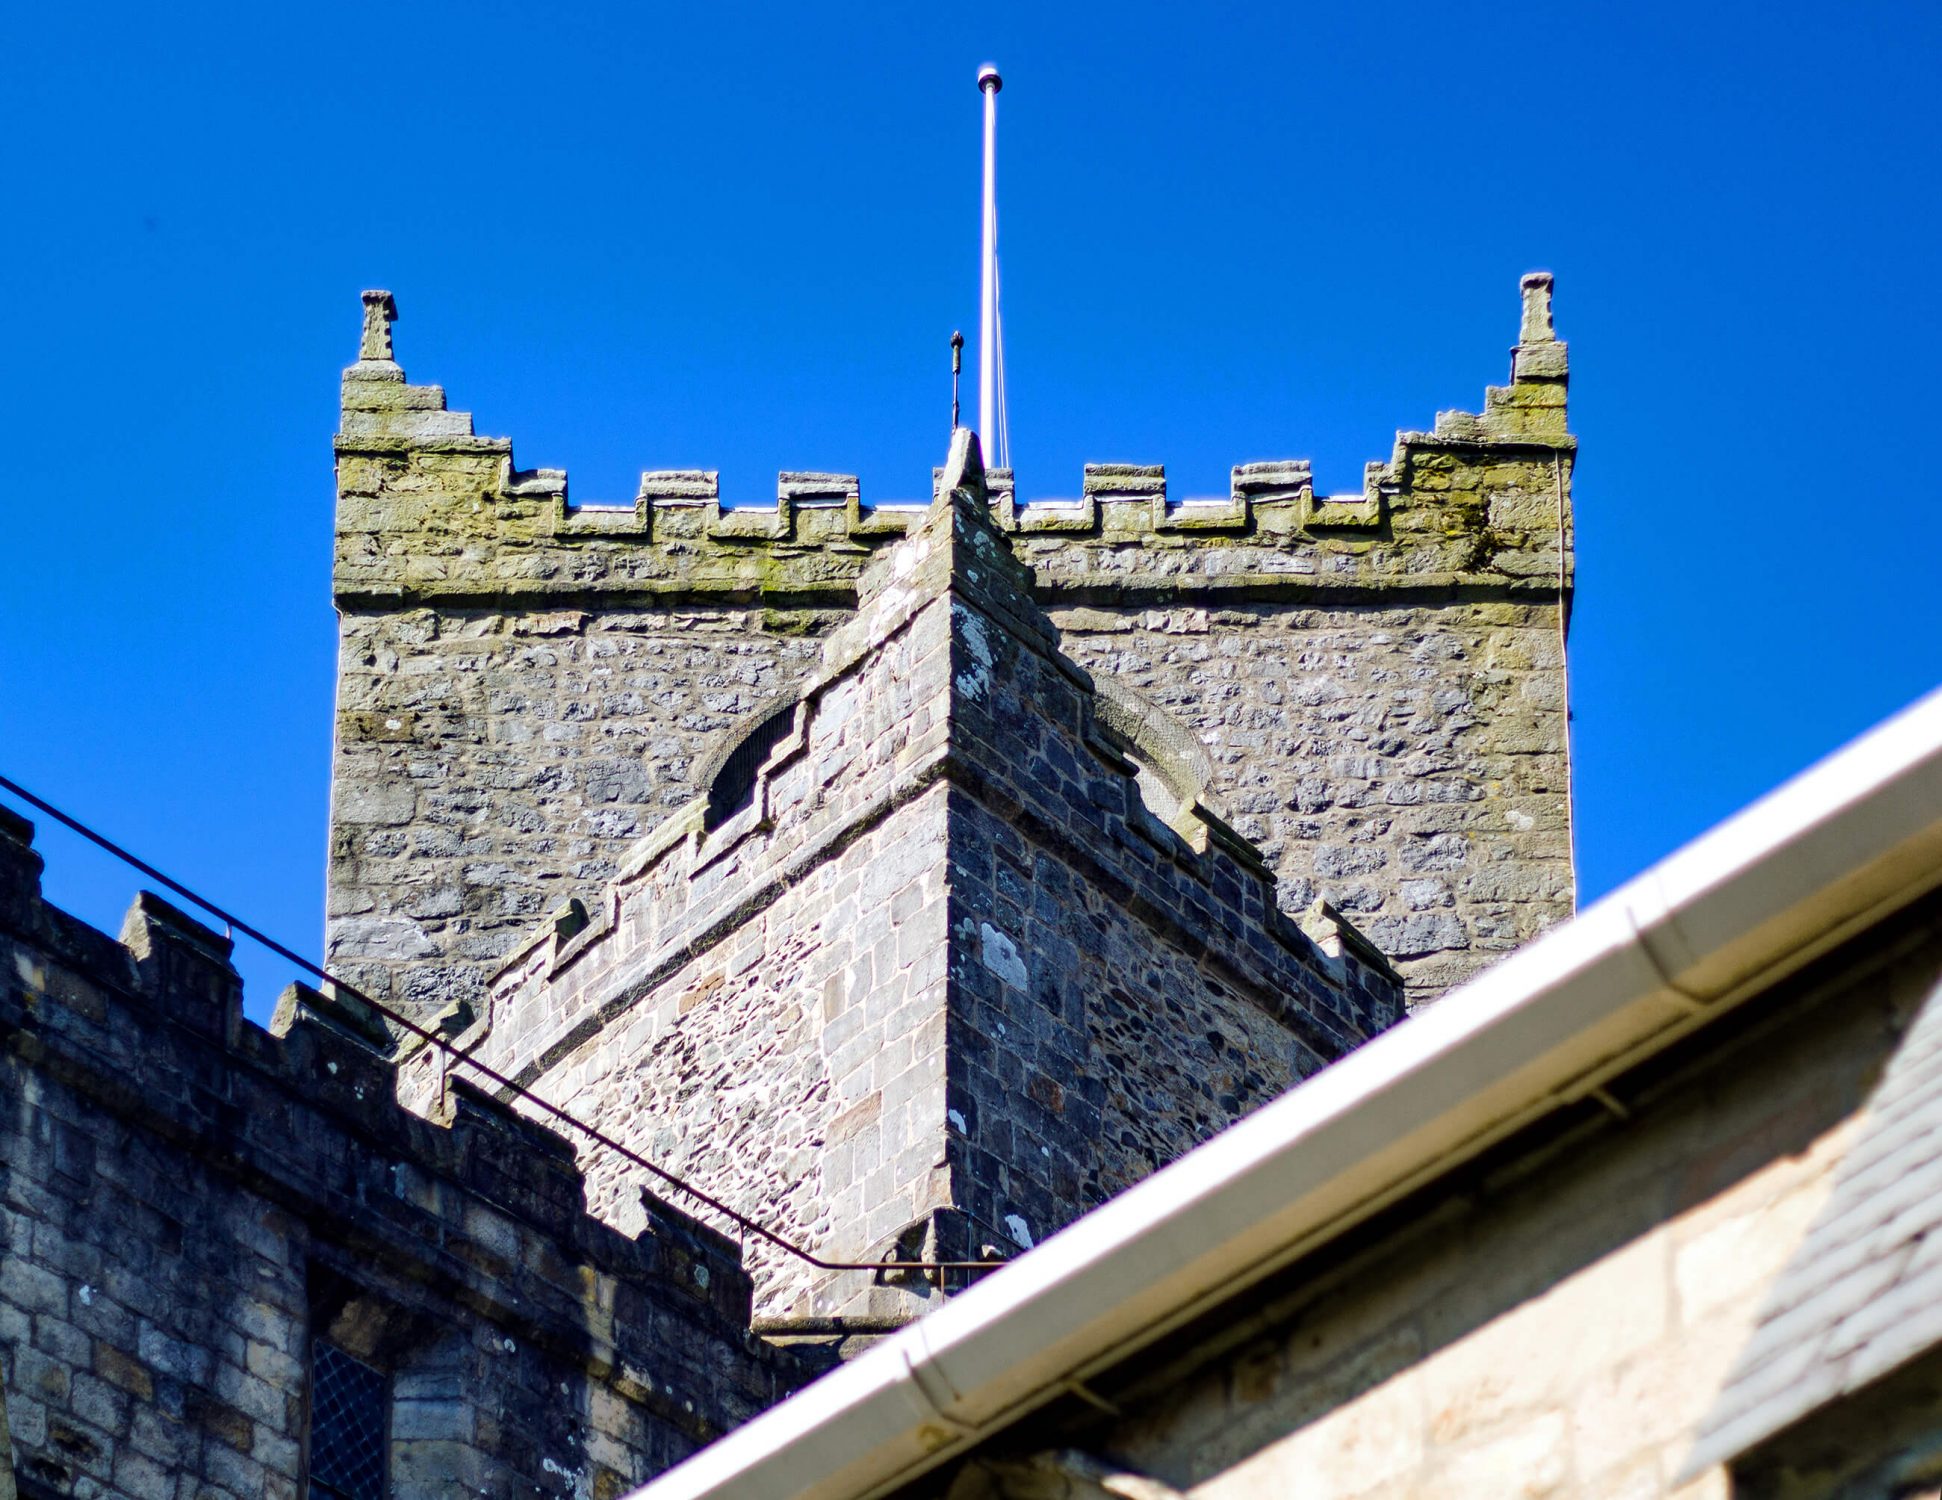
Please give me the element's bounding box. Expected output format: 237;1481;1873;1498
629;684;1942;1500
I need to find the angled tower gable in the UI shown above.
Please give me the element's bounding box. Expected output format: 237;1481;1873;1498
459;431;1401;1329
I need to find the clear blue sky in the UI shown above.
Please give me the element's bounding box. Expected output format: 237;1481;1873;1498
4;1;1937;1019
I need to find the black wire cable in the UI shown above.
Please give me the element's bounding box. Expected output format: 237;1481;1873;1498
0;772;1003;1276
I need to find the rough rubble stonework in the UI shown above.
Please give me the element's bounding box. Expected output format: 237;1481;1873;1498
328;275;1575;1019
468;434;1400;1327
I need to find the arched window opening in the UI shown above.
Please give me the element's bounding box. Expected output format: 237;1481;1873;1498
1091;681;1214;832
703;702;799;830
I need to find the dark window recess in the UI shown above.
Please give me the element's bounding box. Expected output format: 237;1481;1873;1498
705;704;797;829
309;1342;387;1500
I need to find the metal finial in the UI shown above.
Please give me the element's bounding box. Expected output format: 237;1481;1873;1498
951;330;964;433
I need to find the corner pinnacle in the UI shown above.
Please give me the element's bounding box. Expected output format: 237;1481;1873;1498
1519;272;1556;345
359;290;398;363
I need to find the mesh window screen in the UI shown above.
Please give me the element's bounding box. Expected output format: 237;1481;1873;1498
309;1342;387;1500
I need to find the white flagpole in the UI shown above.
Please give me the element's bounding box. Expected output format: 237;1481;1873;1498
978;63;1002;456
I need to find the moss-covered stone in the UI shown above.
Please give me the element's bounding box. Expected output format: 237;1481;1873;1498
328;277;1576;1018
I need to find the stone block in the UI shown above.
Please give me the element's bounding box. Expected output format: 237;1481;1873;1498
333;780;417;826
111;1448;174;1500
118;891;241;1042
0;803;44;922
1;1257;67;1318
93;1345;153;1402
67;1373;128;1437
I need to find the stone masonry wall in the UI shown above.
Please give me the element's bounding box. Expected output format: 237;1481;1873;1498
471;447;1399;1326
330;275;1574;1020
331;603;833;1016
934;477;1399;1251
1050;596;1571;1003
946;785;1334;1254
472;587;963;1323
909;901;1942;1500
0;806;805;1500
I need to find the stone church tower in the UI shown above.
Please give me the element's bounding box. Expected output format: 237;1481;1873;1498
328;273;1574;1024
324;276;1575;1325
463;430;1402;1324
0;275;1578;1500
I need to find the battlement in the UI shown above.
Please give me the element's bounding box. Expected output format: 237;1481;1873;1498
475;463;1395;1086
334;276;1572;607
0;802;793;1330
328;274;1574;1026
501;458;1377;543
0;806;811;1492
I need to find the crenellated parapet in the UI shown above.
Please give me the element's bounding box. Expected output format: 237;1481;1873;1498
334;278;1571;609
0;802;808;1494
328;275;1574;1023
450;433;1400;1326
478;454;1397;1089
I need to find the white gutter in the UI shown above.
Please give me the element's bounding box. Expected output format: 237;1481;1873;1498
636;687;1942;1500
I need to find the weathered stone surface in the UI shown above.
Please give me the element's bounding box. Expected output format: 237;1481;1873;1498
1054;597;1570;1001
327;277;1575;1017
0;810;807;1498
468;436;1400;1325
330;283;1576;1018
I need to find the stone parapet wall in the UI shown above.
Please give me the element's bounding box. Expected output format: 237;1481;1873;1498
333;377;1570;612
0;806;804;1500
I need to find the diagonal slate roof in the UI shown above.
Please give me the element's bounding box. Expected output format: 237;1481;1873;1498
1688;960;1942;1468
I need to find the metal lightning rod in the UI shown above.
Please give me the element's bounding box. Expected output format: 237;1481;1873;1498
951;329;963;434
978;63;1004;464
